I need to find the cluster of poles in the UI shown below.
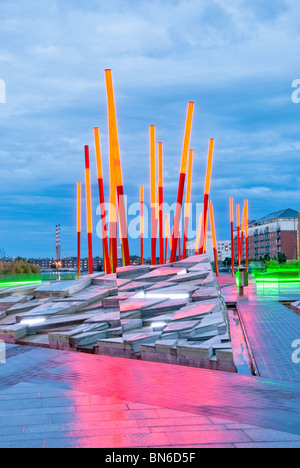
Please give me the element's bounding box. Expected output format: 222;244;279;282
76;70;249;278
230;198;249;276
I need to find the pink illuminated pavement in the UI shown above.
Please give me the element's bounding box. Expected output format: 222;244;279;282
1;344;300;448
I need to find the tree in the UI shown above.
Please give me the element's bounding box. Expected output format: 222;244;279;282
278;252;287;264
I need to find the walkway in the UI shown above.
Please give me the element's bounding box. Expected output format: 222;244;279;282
237;301;300;383
1;344;300;447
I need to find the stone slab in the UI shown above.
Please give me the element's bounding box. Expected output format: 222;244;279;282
34;277;92;298
171;303;220;322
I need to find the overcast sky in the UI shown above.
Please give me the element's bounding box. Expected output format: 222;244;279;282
0;0;300;258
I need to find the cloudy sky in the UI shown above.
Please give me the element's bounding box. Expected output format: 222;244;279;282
0;0;300;259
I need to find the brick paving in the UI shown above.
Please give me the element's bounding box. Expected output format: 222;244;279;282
1;344;300;448
237;301;300;383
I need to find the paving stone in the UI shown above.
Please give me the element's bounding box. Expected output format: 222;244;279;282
171;303;220;321
138;267;185;283
116;265;150;279
192;287;220;302
118;281;151;292
121;319;143;332
15;301;83;321
34;278;92;298
120;298;167;314
0;324;28;343
85;311;121;328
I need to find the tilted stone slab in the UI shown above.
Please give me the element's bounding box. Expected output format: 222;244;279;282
192;287;220;302
0;283;46;298
116;265;150;280
201;274;217;287
120;297;167;314
6;298;51;315
171;302;220;322
34;277;92;298
187;314;225;339
121;319;143;332
176;340;215;359
123;331;162;353
0;324;28;343
118;281;151;293
291;301;300;315
162;321;200;335
173;254;210;269
16;301;83;322
215;349;235;363
143;314;174;328
27;312;101;333
92;274;116;287
169;271;210;284
85;311;121;328
49;322;109;349
137;267;185;283
187;263;212;273
145;281;178;291
142;299;189;316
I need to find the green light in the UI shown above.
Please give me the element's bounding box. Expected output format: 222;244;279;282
0;280;42;288
256;278;300;283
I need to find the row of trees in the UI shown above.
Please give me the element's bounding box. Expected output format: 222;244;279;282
223;253;288;268
0;259;40;276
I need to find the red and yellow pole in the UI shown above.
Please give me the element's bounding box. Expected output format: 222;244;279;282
77;182;81;277
183;149;194;260
140;186;144;266
209;200;219;277
237;204;241;267
105;69;130;269
85;145;93;275
230;198;235;276
245;199;249;272
170;102;194;263
150;125;157;265
164;213;172;264
199;139;215;255
158;142;164;265
196;213;203;255
94;128;111;275
239;203;246;264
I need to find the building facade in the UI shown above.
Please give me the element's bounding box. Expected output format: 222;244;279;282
186;235;231;263
234;208;299;261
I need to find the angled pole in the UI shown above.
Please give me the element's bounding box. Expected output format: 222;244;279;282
199;139;215;254
140;186;144;266
164;213;172;264
245;199;249;272
230;197;235;276
158;142;164;265
94;128;111;275
170;102;194;263
150;125;157;265
237;203;241;267
195;213;203;255
77;182;81;277
85;145;93;275
239;203;246;264
183;149;194;259
105;69;130;269
209;200;219;277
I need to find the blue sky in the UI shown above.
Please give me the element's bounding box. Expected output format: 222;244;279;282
0;0;300;258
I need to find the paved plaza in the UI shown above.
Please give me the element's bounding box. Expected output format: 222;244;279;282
1;273;300;448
